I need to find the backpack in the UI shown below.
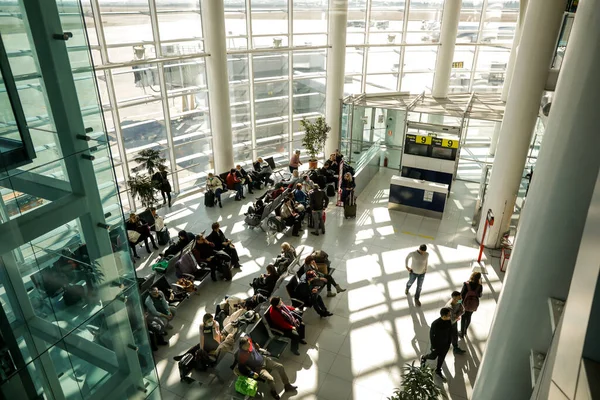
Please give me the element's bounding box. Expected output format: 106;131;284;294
463;282;480;312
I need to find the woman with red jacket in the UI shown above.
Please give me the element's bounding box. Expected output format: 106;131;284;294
268;296;306;356
226;168;244;201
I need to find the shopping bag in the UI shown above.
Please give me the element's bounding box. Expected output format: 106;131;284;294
235;375;258;397
127;230;141;243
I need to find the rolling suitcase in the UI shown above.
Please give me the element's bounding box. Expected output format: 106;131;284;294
205;190;215;207
178;343;201;383
344;193;357;219
156;228;170;246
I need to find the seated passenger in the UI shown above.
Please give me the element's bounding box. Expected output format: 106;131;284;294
293;183;308;206
192;234;223;282
206;172;224;208
198;313;223;368
305;270;333;318
160;230;195;258
253;157;274;186
274;242;296;274
227;168;245;201
281;198;302;237
268;296;306;356
250;264;279;295
300;256;345;298
126;213;158;258
320;162;338;189
235;336;297;400
145;287;176;329
327;154;339;173
206;222;241;268
301;175;315;193
236;164;254;195
145;310;168;351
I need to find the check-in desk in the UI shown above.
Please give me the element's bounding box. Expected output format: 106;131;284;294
388;175;449;219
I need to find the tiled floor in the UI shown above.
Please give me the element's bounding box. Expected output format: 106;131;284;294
135;168;504;400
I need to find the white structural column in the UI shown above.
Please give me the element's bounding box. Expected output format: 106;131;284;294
202;0;234;172
476;0;566;248
502;0;529;102
472;1;600;397
488;120;502;156
431;0;462;98
324;0;348;159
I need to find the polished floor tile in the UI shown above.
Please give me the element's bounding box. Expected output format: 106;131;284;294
139;168;502;399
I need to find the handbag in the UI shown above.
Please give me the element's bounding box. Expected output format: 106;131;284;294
127;230;141;243
176;278;196;293
322;211;326;222
154;216;165;231
235;375;258;397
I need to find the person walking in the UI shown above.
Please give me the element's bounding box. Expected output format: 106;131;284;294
309;184;329;236
289;149;302;173
445;291;467;355
152;165;172;207
460;272;483;338
405;244;429;307
421;308;453;382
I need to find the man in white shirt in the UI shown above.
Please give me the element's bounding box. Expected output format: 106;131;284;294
405;244;429;307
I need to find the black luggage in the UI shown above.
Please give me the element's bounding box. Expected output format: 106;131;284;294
205;190;215;207
326;184;336;197
157;229;170;246
178;343;201;383
344;193;357;219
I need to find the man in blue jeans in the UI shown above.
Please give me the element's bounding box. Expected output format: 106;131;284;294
405;244;429;307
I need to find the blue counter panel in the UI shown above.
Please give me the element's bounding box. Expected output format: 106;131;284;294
389;184;447;213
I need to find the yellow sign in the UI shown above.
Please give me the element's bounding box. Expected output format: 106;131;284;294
451;61;464;69
441;138;459;148
415;134;431;145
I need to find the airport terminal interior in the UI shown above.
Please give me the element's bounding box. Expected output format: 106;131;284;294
0;0;598;399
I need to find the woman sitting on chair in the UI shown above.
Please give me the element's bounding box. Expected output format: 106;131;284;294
126;213;158;258
250;264;279;296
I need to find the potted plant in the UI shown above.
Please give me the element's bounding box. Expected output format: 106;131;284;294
388;362;444;400
300;116;330;170
127;174;157;208
132;149;166;175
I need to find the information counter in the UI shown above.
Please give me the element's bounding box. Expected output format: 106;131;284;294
388;175;449;219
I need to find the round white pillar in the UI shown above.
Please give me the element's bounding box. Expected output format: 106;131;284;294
501;0;529;102
477;0;566;248
431;0;462;98
202;0;234;173
472;1;600;397
488;121;502;156
324;0;348;159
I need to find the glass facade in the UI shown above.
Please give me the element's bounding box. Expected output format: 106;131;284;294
4;0;517;213
0;0;157;398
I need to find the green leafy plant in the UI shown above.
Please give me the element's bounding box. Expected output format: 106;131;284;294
132;149;166;175
388;362;443;400
300;117;330;162
127;174;157;208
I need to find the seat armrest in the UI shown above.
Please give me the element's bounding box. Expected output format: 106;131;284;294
290;298;305;308
181;273;195;280
270;328;285;336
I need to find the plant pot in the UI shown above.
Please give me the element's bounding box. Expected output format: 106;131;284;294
308;160;318;170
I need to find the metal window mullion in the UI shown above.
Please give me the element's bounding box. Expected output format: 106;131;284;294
396;0;411;92
288;0;294;157
361;0;373;93
148;0;179;193
469;0;488;92
89;0;135;211
246;0;258;161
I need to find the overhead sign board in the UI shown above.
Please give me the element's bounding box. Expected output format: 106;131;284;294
406;134;431;145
